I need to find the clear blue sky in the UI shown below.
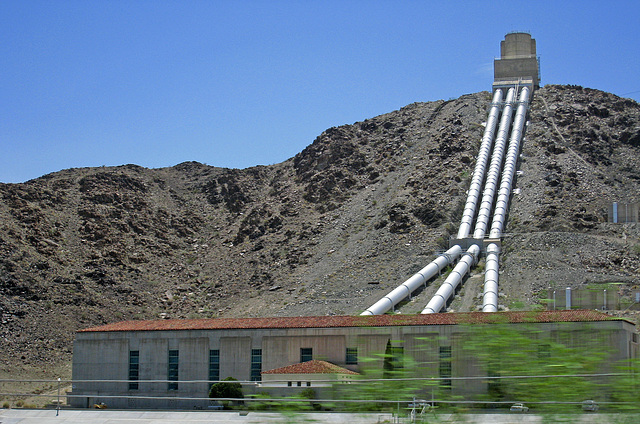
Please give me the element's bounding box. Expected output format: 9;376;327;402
1;1;639;183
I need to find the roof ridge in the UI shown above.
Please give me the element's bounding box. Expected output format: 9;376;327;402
78;310;625;333
262;359;359;375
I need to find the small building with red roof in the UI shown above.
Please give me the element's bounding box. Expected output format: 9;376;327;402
261;359;359;388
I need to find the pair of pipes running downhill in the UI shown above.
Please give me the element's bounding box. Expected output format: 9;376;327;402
360;245;462;315
360;85;529;316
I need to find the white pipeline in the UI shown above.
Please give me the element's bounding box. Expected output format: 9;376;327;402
360;245;463;315
421;244;480;314
472;88;516;239
489;86;530;239
363;82;531;315
482;86;530;311
482;243;500;312
456;89;504;239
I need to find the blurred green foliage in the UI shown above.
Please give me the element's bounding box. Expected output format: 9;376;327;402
335;322;639;413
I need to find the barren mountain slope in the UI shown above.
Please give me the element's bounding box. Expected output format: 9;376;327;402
0;85;639;381
499;85;640;308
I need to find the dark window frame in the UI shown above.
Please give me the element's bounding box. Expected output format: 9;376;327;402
300;347;312;363
209;349;220;383
439;346;452;389
250;348;262;382
168;349;179;391
128;350;139;390
537;343;551;359
346;347;358;365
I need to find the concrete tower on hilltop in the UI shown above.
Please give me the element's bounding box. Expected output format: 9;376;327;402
493;32;540;91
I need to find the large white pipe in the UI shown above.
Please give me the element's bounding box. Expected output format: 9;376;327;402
472;88;517;239
360;245;462;315
457;89;504;239
489;86;530;239
482;243;500;312
482;86;530;312
421;244;480;314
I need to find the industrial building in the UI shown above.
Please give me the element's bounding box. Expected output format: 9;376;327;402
69;310;637;409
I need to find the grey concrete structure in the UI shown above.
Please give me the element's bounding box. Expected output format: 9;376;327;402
493;32;540;90
70;311;637;409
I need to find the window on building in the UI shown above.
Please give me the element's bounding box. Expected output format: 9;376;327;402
300;347;312;363
250;349;262;381
439;346;452;389
537;343;551;359
306;382;311;387
383;341;404;378
209;350;220;383
390;346;404;370
487;359;502;397
297;381;302;387
168;350;179;391
128;350;139;390
287;381;292;387
346;347;358;365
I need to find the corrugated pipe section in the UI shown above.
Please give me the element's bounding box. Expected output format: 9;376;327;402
421;244;480;314
456;89;504;239
472;88;516;239
360;245;462;316
482;243;500;312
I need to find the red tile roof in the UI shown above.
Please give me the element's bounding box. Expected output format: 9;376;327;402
78;310;626;333
262;360;359;375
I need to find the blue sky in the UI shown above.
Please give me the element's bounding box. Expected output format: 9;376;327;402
1;1;639;183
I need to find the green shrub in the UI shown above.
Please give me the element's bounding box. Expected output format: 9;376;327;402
209;376;243;408
299;388;316;399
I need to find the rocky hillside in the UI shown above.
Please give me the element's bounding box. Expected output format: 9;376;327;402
1;85;639;380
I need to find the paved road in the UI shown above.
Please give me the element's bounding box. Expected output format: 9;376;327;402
2;409;392;424
0;409;632;423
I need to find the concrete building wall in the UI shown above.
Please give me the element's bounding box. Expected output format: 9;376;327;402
71;336;130;407
70;319;637;409
220;336;251;380
179;337;209;395
494;58;539;84
405;332;438;372
139;337;169;394
353;332;390;371
262;334;346;371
